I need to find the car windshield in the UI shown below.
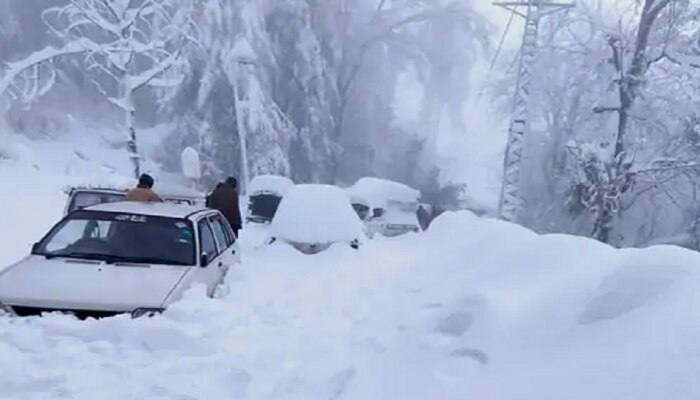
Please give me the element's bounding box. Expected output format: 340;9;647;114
68;191;124;213
352;203;370;220
35;210;196;266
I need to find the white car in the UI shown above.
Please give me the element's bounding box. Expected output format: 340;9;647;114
0;202;240;319
269;184;365;254
63;184;206;216
346;177;421;237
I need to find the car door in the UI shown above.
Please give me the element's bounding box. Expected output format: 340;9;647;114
219;215;241;264
209;214;237;281
196;217;222;296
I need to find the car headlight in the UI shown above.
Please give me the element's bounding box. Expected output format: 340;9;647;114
130;307;164;319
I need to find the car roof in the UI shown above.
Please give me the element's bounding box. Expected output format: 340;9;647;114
83;201;212;219
65;184;204;199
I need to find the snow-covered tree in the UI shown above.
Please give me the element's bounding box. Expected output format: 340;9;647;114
0;0;197;178
493;0;700;245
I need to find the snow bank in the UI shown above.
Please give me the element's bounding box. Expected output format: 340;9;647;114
247;174;294;196
2;206;700;399
270;184;364;244
347;177;419;207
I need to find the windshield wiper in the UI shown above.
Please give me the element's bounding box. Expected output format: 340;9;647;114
44;252;112;262
104;255;191;266
42;252;190;266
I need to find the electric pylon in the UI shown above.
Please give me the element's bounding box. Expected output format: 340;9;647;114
494;0;574;222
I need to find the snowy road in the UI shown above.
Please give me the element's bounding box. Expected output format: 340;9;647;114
2;213;700;400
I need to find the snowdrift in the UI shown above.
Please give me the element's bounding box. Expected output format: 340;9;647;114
1;206;700;399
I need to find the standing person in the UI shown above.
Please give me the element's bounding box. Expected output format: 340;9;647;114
208;177;243;237
206;182;223;208
417;204;430;231
125;173;162;202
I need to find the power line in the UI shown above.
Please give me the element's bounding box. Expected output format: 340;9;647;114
489;9;516;73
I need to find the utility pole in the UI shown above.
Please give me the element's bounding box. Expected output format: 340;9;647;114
494;0;573;222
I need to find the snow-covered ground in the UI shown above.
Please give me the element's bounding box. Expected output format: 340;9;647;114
3;180;700;399
2;130;700;400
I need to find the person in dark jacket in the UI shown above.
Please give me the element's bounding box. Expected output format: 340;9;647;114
125;173;162;202
208;177;243;237
206;182;224;208
417;205;430;231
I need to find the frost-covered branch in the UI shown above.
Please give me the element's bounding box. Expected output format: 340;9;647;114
0;39;94;99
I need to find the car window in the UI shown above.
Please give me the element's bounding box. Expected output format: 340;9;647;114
209;217;230;253
217;215;234;244
69;192;124;213
198;219;218;261
44;220;90;252
219;216;236;246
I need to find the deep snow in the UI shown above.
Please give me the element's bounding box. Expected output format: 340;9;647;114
2;135;700;399
2;199;700;399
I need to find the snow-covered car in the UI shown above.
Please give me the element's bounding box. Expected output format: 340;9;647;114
246;175;294;224
346;177;421;237
269;184;365;254
0;202;240;319
63;184;206;215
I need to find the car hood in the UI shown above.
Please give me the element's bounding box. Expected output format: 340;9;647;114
0;256;189;312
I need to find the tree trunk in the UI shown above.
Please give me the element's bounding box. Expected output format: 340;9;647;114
594;0;670;243
594;207;613;244
232;66;250;193
125;88;141;179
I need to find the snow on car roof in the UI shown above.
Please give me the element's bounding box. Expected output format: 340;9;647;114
247;175;294;196
270;184;364;243
346;191;371;208
84;201;207;219
347;177;420;207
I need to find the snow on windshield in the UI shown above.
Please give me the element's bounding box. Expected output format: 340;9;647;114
270;184;364;243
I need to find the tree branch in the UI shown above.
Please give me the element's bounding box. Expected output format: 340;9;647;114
0;40;94;98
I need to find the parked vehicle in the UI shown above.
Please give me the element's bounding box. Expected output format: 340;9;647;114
348;193;372;222
63;184;205;215
269;184;365;254
346;177;421;237
246;175;294;224
0;202;239;319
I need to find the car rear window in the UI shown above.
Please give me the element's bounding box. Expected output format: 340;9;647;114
68;191;125;213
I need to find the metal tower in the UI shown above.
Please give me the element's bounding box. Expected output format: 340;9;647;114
494;0;573;222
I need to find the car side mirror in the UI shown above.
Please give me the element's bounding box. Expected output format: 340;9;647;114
31;242;40;254
372;208;385;218
200;252;211;267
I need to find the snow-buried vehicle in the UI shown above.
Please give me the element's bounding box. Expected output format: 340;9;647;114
268;184;366;254
346;177;421;237
246;174;294;224
0;202;239;319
